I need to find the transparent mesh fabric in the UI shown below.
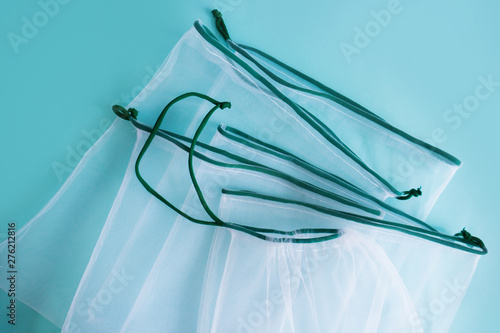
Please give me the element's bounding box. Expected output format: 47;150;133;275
198;200;419;332
226;39;461;219
202;193;480;333
198;229;421;333
0;120;135;328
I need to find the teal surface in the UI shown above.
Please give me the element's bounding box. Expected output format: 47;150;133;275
1;0;499;331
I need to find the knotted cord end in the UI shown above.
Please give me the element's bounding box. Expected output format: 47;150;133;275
128;108;139;119
455;228;488;253
211;9;231;40
219;101;232;109
455;227;472;240
112;105;139;121
396;187;422;200
211;9;222;18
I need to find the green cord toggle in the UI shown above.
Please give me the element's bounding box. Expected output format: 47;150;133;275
455;228;487;253
112;105;138;120
396;187;422;200
211;9;231;40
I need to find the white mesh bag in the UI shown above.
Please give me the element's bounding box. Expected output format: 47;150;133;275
209;10;462;219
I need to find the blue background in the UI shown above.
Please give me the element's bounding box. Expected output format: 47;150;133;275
1;0;499;332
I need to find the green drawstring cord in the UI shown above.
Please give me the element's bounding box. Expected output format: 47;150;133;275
111;93;486;253
188;100;231;226
134;92;224;227
211;9;230;41
112;93;342;244
396;187;422;200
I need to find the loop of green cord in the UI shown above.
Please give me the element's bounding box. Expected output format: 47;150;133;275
116;92;342;243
